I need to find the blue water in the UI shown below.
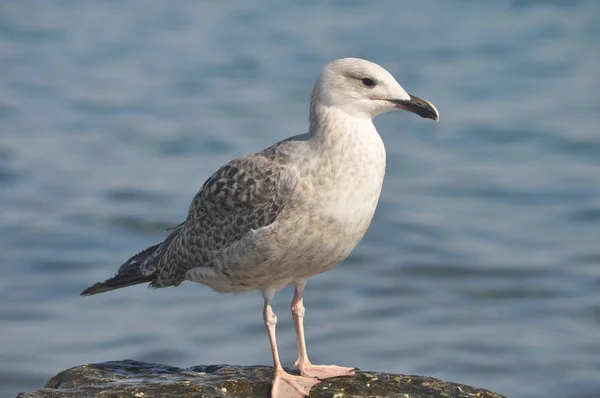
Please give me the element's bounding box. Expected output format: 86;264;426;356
1;1;599;397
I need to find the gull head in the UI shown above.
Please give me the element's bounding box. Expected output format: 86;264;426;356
311;58;439;121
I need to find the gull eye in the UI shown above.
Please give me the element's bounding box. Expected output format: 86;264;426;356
360;77;376;87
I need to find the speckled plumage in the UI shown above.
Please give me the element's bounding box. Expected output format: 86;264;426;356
84;66;394;294
134;114;386;293
81;58;440;296
81;57;439;398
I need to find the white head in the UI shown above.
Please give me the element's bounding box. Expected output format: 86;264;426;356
311;58;439;121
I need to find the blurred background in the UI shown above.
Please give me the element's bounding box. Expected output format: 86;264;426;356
1;1;599;397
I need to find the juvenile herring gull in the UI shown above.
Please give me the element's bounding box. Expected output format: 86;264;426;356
82;58;439;397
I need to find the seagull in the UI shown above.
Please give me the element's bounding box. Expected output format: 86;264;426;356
82;58;439;398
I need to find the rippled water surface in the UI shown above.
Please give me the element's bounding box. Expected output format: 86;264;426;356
1;1;599;397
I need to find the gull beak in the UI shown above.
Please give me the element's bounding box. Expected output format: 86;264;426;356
389;94;439;122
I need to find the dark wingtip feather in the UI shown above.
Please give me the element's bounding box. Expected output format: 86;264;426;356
81;241;165;296
80;282;111;296
80;273;154;296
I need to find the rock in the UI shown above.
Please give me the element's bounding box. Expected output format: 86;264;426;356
17;360;506;398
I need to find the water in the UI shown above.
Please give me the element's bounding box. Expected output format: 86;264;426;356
1;1;599;397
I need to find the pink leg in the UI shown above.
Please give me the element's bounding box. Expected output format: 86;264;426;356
291;281;356;379
262;290;320;398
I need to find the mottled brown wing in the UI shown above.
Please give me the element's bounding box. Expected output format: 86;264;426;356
140;153;291;286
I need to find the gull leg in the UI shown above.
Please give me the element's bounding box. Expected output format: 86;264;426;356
263;289;320;398
291;281;356;380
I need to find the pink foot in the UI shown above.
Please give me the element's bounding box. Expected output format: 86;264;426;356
295;361;356;380
271;370;320;398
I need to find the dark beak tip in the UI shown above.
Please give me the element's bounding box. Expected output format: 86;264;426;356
391;95;439;122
